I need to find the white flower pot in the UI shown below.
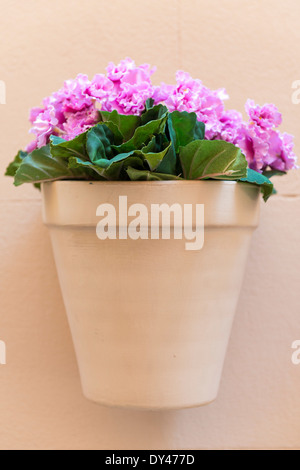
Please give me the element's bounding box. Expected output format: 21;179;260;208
42;180;260;410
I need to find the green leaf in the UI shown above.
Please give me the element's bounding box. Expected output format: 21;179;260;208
100;110;140;142
104;154;144;180
156;144;177;175
179;140;247;180
5;150;28;177
144;98;155;110
127;167;182;181
86;124;114;163
143;143;172;171
14;145;77;186
168;111;205;153
141;103;168;125
262;169;287;178
112;141;172;172
114;114;168;153
50;133;88;160
239;168;274;202
162;111;205;175
50;136;66;145
98;121;123;145
142;133;169;153
141;135;157;153
68;157;106;179
194;121;206;140
141;134;176;175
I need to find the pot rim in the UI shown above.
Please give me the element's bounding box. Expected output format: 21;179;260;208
42;179;260;228
41;179;257;189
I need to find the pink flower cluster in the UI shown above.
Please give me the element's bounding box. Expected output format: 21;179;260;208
27;74;98;151
152;71;297;172
27;58;156;151
237;100;297;172
153;70;230;141
26;58;297;173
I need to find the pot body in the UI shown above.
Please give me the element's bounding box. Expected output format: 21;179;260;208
42;181;260;410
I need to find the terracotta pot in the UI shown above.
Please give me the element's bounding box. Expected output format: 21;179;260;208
42;180;260;410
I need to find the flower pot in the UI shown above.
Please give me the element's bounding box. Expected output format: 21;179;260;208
42;180;260;410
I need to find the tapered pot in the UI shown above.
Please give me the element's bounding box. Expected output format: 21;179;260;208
42;180;260;410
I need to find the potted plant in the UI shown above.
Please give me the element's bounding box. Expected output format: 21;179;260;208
6;58;297;410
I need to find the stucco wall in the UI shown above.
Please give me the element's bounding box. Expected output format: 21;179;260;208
0;0;299;450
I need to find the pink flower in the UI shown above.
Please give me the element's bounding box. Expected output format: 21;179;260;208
152;83;175;104
60;74;93;113
267;131;297;171
106;58;156;84
245;99;282;129
63;107;99;141
106;58;135;82
26;74;95;148
236;124;270;172
218;110;244;144
237;124;297;173
155;71;228;140
87;74;114;105
29;107;44;124
237;100;297;172
29;105;58;148
93;59;157;115
26;139;38;153
109;67;155;115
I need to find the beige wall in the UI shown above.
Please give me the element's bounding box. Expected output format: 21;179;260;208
0;0;300;450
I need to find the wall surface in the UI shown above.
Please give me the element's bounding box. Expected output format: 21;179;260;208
0;0;300;450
